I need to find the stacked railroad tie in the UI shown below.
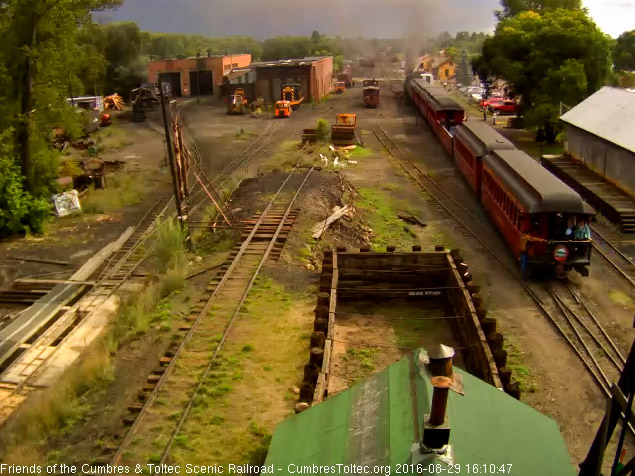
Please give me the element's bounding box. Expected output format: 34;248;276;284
449;249;520;399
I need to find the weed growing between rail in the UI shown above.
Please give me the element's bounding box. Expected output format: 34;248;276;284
166;274;313;466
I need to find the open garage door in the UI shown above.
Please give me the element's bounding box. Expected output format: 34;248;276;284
158;72;182;97
189;70;214;96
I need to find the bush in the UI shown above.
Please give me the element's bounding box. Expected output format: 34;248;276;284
0;132;52;236
316;118;329;143
154;218;187;272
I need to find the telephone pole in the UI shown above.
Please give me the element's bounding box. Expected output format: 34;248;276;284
158;79;189;242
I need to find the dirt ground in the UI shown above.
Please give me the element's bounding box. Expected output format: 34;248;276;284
2;73;634;468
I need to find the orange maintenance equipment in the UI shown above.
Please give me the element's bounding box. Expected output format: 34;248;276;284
331;113;357;146
275;100;292;118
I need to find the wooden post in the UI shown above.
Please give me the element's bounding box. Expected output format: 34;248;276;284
159;79;188;240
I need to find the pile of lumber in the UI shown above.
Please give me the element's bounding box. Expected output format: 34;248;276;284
312;205;353;239
104;94;125;110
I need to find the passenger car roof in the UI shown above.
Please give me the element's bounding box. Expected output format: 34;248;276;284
484;149;595;214
455;122;515;158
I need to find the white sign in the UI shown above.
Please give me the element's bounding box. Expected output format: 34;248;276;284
52;190;81;217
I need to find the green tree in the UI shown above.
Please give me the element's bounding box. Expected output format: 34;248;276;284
0;0;122;194
437;31;453;47
495;0;581;20
614;30;635;71
457;51;472;86
473;9;612;127
0;130;51;236
445;46;459;62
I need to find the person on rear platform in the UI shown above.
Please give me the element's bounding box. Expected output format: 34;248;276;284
519;233;546;277
564;217;576;239
574;218;591;240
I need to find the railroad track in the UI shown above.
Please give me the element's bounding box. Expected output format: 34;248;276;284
370;116;632;415
529;282;625;397
369;117;506;251
100;166;313;466
185;118;285;218
0;193;174;423
590;224;635;286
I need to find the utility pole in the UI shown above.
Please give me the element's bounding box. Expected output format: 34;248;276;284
158;78;188;239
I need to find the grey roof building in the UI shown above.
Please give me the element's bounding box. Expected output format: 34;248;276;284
560;87;635;195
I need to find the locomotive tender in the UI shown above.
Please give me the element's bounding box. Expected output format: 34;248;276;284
405;76;595;277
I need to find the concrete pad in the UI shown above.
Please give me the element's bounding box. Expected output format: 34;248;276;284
31;296;119;387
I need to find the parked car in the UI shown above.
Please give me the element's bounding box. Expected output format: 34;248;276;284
489;100;517;115
479;97;504;108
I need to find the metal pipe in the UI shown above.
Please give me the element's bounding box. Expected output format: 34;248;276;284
429;376;453;426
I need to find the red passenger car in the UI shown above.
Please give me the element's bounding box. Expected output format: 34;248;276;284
405;78;464;155
481;149;595;276
453;122;514;196
404;75;595;277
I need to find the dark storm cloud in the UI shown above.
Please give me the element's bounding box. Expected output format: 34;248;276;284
95;0;499;37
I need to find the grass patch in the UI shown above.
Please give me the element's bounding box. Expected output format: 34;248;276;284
356;188;419;251
81;172;145;214
234;128;254;140
348;145;374;159
504;338;536;393
382;182;402;191
240;276;295;317
344;348;379;370
608;289;635;309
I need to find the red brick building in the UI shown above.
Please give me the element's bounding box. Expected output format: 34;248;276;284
147;53;252;97
249;56;333;104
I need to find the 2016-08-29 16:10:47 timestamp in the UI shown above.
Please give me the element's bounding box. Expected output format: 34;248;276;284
395;464;513;474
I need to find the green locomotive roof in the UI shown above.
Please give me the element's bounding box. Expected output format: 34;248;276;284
265;349;575;475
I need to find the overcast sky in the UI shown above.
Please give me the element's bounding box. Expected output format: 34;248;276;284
95;0;634;39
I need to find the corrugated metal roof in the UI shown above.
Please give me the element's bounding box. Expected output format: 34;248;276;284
265;349;575;475
251;56;331;68
225;69;251;81
560;86;635;153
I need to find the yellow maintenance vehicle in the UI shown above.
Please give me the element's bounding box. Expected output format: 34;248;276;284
281;84;304;110
331;114;357;146
227;87;249;114
275;100;292;118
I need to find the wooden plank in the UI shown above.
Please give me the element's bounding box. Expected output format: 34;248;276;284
321;338;332;374
7;256;70;266
13;279;97;287
313;373;326;404
327;253;338;340
71;226;135;281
